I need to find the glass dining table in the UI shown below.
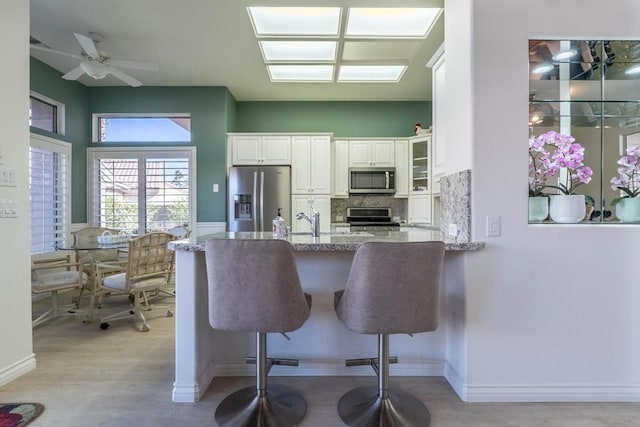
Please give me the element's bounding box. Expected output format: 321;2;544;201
55;240;130;321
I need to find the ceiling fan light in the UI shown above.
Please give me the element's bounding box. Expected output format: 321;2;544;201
80;61;109;79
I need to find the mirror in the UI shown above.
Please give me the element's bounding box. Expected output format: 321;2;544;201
529;40;640;223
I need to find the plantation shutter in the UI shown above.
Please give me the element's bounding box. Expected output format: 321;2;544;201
29;135;70;254
89;149;193;235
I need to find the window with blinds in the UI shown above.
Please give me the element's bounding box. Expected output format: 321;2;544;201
88;148;195;235
30;134;70;254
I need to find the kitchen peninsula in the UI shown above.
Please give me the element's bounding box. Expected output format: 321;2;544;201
169;228;484;402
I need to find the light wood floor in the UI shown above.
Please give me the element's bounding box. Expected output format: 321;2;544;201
1;293;639;426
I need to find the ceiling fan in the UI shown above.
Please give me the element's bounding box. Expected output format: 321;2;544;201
30;32;158;87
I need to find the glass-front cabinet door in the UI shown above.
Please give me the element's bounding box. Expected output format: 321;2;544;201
410;135;431;193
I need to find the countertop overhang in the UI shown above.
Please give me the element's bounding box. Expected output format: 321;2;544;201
169;228;485;252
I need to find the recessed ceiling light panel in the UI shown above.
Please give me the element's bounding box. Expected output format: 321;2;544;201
338;65;406;82
531;63;554;74
248;7;341;37
552;49;577;61
260;41;337;62
345;8;441;38
268;65;334;82
625;64;640;75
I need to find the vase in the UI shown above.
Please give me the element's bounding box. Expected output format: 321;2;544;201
528;197;549;222
549;194;586;223
616;198;640;223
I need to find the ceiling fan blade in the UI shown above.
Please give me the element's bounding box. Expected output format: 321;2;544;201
61;65;86;81
105;59;159;72
107;66;142;87
30;44;84;61
74;32;100;59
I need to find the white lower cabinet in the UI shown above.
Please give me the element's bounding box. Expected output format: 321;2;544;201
291;195;330;233
408;194;432;224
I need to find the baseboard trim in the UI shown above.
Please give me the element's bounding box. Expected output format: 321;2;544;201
0;353;36;388
461;384;640;403
213;359;445;377
444;361;466;400
172;358;216;403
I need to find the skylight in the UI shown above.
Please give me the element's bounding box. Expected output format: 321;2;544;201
247;6;442;83
248;7;341;36
260;41;337;62
338;65;406;82
268;65;334;82
345;8;441;38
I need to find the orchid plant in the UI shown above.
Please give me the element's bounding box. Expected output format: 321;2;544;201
610;145;640;206
529;131;593;196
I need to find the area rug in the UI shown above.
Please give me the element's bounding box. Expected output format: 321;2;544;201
0;403;44;427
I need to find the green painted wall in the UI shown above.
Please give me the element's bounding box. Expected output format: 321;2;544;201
88;86;232;223
29;58;90;223
30;59;432;223
235;101;431;137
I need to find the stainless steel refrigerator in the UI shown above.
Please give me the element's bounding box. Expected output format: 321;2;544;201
227;166;291;232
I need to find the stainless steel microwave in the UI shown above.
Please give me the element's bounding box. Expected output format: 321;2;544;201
349;167;395;194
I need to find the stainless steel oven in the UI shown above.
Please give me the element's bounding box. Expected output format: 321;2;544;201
346;207;400;231
349;167;395;194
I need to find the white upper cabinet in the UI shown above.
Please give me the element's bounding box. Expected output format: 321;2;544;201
410;134;431;194
348;140;395;167
231;134;291;165
427;44;446;179
394;139;409;198
291;135;331;194
332;140;349;198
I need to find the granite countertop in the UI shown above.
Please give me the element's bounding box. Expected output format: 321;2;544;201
169;227;485;253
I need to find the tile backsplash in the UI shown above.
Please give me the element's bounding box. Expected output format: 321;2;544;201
331;196;407;223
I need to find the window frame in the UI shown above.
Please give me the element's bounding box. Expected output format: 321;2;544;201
87;146;197;233
30;91;65;135
29;132;71;255
91;113;192;143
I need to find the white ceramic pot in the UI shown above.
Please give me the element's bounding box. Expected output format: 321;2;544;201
616;197;640;223
528;197;549;222
549;194;586;223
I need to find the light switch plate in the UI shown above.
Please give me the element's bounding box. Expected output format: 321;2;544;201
486;216;501;237
448;223;458;237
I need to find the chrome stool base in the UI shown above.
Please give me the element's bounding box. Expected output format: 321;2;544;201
337;385;431;427
215;384;307;427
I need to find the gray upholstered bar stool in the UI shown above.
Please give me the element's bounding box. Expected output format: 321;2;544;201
205;238;312;427
334;241;445;427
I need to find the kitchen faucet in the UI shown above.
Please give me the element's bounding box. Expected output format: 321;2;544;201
296;206;320;237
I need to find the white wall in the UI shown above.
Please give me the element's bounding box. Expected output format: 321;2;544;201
447;0;640;401
0;2;35;386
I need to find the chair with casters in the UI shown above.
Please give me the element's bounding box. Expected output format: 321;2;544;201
31;254;87;327
205;238;312;427
95;232;176;332
334;241;445;427
70;226;122;317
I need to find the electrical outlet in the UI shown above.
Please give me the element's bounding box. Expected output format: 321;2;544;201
336;215;344;222
448;223;458;237
212;183;219;192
